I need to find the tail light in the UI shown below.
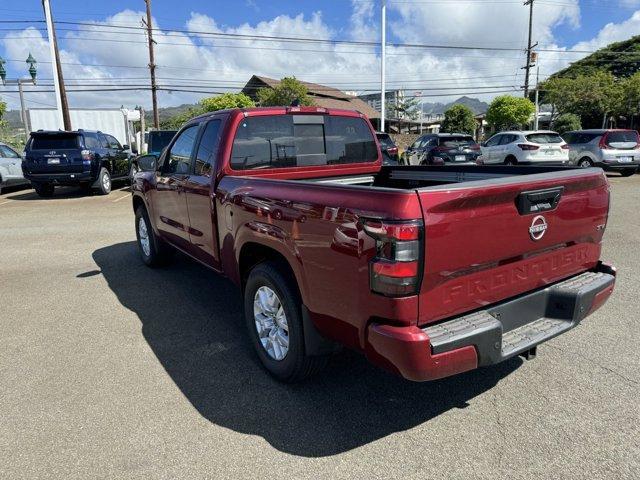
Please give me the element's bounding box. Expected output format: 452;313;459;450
518;144;540;151
81;150;94;161
387;146;399;155
470;144;481;151
561;144;570;150
598;134;609;150
362;219;423;297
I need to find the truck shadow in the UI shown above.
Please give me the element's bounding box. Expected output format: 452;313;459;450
91;241;521;458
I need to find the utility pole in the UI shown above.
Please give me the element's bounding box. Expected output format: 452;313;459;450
42;0;71;130
534;65;540;130
523;0;535;98
380;0;387;132
144;0;159;129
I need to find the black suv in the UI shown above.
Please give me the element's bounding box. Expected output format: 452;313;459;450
402;133;481;166
22;130;133;197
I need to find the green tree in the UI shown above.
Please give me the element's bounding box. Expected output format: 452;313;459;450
440;104;477;135
0;97;6;120
257;77;314;106
387;96;420;132
160;93;256;129
200;92;255;111
486;95;535;130
552;113;581;134
540;71;623;128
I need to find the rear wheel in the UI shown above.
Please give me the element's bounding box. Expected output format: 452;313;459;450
621;169;636;177
96;167;111;195
135;205;172;267
244;262;328;382
504;156;518;166
34;183;55;197
578;158;593;168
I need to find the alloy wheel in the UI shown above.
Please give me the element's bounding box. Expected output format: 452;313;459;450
253;286;289;361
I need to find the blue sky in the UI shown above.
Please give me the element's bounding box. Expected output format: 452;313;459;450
2;0;640;109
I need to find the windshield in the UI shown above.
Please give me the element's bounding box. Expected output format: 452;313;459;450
30;134;80;150
440;136;476;148
525;133;564;144
377;134;394;147
605;131;639;149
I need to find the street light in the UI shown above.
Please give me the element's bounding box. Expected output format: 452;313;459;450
0;53;38;139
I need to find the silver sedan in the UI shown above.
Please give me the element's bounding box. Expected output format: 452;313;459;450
0;142;30;195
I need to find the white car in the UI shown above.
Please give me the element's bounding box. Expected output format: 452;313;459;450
481;131;570;166
0;142;30;195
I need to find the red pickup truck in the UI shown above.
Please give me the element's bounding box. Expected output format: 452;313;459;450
131;106;616;382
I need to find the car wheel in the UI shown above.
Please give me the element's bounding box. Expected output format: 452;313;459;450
620;169;636;177
129;162;139;184
97;167;111;195
578;158;593;168
135;205;172;267
33;183;55;197
504;156;518;166
244;261;328;382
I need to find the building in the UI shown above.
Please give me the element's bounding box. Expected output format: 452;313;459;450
357;90;405;114
241;75;381;126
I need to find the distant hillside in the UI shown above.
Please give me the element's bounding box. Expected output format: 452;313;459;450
421;96;488;115
551;35;640;79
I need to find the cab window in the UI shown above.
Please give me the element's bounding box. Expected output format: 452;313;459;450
164;125;199;175
194;120;222;176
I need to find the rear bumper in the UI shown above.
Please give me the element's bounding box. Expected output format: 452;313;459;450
598;161;639;172
24;171;94;185
365;262;616;382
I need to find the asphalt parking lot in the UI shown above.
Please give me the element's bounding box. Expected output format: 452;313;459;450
1;176;639;480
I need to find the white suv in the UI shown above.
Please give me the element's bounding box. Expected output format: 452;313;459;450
481;131;570;165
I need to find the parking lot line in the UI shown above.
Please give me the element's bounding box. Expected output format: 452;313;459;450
112;194;131;203
0;200;13;206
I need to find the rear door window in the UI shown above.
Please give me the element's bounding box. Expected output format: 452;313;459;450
525;133;564;144
230;114;377;170
30;134;80;150
193;120;221;176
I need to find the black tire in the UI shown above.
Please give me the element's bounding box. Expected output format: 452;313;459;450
96;167;111;195
578;158;593;168
620;169;636;177
34;183;55;197
504;156;518;166
129;162;139;184
135;205;172;267
244;261;328;382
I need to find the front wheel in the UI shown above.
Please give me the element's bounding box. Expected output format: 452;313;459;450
578;158;593;168
135;206;172;267
244;262;328;382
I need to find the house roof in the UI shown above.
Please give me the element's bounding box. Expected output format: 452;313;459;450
241;75;380;120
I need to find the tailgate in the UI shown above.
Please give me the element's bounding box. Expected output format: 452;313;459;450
26;149;85;174
416;168;609;325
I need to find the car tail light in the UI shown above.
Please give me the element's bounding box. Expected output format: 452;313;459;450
362;219;423;297
432;157;444;164
599;133;609;150
387;146;398;155
470;144;481;151
561;144;570;150
518;144;540;151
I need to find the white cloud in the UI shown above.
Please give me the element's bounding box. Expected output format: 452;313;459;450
1;3;640;112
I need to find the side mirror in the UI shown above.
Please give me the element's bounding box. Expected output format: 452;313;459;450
122;144;130;150
131;148;138;155
137;154;158;172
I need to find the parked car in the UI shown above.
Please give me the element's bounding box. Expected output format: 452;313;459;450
132;130;179;181
375;132;400;165
0;142;30;195
562;129;640;177
22;129;134;197
402;133;481;166
481;131;570;166
132;106;615;383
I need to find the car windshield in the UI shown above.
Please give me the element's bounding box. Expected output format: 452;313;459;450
525;133;563;144
440;136;476;148
605;131;639;148
30;134;81;150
